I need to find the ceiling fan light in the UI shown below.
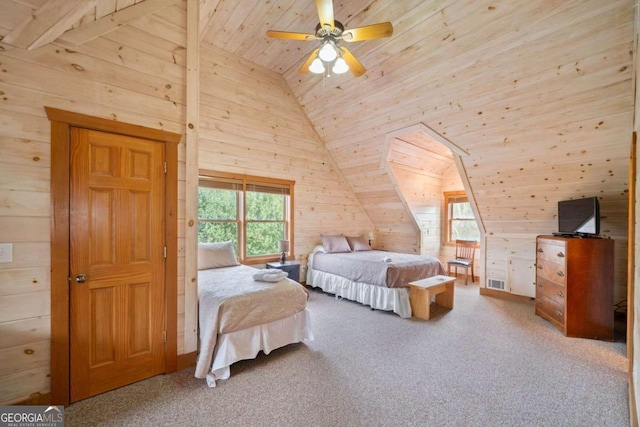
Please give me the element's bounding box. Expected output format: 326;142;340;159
309;58;325;74
332;57;349;74
318;42;338;62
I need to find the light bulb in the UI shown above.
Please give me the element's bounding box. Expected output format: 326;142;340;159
318;42;337;62
309;58;325;74
332;57;349;74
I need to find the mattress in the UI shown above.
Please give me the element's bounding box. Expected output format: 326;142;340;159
195;264;309;381
311;250;445;288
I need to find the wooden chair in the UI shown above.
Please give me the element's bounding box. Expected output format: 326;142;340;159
447;240;477;286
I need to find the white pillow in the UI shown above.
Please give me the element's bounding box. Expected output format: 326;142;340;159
198;241;239;270
346;235;372;251
320;234;351;253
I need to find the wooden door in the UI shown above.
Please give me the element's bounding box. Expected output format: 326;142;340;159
69;128;166;402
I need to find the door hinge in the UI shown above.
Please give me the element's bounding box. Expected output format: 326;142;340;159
163;246;167;258
162;331;167;343
164;162;167;174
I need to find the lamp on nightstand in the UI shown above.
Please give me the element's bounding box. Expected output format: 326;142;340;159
278;239;289;264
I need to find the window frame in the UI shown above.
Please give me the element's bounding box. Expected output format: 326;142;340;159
443;190;480;246
198;170;295;264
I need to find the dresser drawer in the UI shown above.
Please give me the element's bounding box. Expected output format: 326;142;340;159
536;258;566;285
535;277;565;304
535;293;565;326
536;240;567;263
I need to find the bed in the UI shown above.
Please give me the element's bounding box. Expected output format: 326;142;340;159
307;235;446;318
194;242;313;387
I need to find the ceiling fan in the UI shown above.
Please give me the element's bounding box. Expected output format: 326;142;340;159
267;0;393;77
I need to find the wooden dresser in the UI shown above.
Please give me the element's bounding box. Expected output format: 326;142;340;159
535;235;614;341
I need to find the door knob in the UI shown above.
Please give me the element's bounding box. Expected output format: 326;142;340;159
75;274;87;283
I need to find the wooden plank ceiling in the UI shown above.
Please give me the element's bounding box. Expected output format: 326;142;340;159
0;0;633;241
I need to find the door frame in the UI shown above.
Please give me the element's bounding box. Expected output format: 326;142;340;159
46;107;180;406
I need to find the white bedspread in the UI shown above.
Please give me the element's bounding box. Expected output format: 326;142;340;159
195;264;309;383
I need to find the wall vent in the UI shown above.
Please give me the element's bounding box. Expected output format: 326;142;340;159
487;278;506;291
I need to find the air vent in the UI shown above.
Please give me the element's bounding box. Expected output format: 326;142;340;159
487;278;506;291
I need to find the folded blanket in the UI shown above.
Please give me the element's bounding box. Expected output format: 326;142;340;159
253;268;288;282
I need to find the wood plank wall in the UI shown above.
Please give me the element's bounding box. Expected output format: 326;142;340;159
384;137;450;257
0;4;187;404
197;41;374;265
0;0;634;404
0;3;374;403
284;0;633;303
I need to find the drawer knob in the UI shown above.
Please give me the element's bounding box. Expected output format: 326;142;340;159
555;310;564;317
557;252;565;258
537;248;543;253
557;291;564;297
536;282;543;287
536;298;542;304
557;271;565;277
537;264;542;269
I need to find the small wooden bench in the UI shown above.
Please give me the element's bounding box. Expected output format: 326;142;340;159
408;275;456;320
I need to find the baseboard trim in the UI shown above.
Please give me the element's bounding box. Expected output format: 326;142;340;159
13;354;196;406
479;287;534;303
15;392;51;406
177;351;197;371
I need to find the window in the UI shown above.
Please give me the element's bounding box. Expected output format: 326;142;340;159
198;171;294;263
444;191;480;244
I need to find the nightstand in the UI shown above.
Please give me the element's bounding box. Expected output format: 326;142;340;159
266;261;300;282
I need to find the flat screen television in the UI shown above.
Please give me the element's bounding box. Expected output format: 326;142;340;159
557;197;600;236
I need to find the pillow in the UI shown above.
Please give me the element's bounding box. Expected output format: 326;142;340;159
346;235;372;252
198;241;239;270
320;234;351;253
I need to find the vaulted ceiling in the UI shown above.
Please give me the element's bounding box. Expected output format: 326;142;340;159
1;0;634;243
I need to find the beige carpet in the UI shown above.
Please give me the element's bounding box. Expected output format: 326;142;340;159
66;281;628;426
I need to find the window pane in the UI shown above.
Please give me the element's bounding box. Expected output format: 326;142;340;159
246;191;285;220
198;222;238;247
452;219;481;241
246;222;285;256
198;187;237;220
452;202;475;219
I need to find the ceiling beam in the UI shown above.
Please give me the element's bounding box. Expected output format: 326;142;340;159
57;0;183;47
3;0;97;50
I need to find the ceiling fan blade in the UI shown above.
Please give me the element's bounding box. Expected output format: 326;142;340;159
340;47;366;77
299;49;319;74
316;0;335;31
267;30;317;41
341;22;393;42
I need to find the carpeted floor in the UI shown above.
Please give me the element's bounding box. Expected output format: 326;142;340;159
65;281;628;426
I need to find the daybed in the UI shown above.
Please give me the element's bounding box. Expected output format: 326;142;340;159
195;242;313;387
307;235;445;318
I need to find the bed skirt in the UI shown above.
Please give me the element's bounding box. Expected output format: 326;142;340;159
204;309;313;387
308;270;411;318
